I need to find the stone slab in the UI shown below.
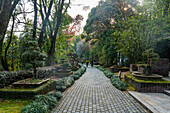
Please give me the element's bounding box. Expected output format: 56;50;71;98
129;91;170;113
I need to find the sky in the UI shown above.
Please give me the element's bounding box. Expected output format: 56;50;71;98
67;0;101;33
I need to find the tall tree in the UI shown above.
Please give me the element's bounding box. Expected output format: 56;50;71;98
33;0;38;38
47;0;71;65
38;0;54;48
0;0;20;70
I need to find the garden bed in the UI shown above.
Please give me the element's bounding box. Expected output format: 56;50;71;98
124;74;170;92
12;78;49;88
132;72;163;80
110;66;129;73
0;80;56;99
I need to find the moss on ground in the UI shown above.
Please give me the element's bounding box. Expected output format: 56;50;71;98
126;75;170;83
0;99;30;113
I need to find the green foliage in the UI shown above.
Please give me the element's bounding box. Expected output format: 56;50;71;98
110;76;128;91
21;94;58;113
34;95;57;110
154;39;170;60
21;101;49;113
3;35;21;71
50;91;62;100
142;49;159;64
143;65;152;76
56;78;67;92
97;67;105;71
22;38;46;78
96;65;127;90
69;74;79;80
67;53;79;71
84;0;169;65
0;99;30;113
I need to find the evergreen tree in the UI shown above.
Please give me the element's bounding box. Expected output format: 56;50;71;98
22;38;46;78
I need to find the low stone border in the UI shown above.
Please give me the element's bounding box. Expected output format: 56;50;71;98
0;80;56;99
124;75;170;92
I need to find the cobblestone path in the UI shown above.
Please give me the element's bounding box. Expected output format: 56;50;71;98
53;67;148;113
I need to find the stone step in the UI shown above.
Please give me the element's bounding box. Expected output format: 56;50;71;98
164;90;170;96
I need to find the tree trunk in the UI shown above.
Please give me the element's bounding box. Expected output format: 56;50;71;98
38;0;54;48
47;0;64;66
0;0;20;70
33;64;37;78
4;15;15;71
33;0;38;38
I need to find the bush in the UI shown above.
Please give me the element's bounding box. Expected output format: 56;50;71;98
105;73;114;78
0;66;56;88
47;91;62;100
65;77;75;88
69;74;79;80
96;65;127;91
34;95;57;110
56;79;67;92
97;67;105;71
21;101;49;113
74;70;81;76
143;65;152;76
21;94;58;113
110;76;127;91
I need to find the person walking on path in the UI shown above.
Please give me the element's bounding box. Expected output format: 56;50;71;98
90;60;93;67
86;59;89;67
81;59;84;64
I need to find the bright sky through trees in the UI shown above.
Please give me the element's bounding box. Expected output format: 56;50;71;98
68;0;101;33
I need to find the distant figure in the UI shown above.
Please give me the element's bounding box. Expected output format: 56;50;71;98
91;60;93;67
86;60;89;67
81;60;84;64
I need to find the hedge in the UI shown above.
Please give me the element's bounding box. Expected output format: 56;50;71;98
0;66;57;88
56;64;86;92
95;65;127;91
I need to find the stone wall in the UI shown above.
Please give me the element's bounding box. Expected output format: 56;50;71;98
124;75;170;93
130;64;138;72
150;58;169;77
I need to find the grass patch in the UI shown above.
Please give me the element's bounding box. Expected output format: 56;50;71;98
0;99;30;113
126;75;170;83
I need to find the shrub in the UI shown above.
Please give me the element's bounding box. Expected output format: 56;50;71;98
0;66;56;88
143;65;152;76
98;67;105;71
47;91;62;100
56;79;67;92
65;77;75;88
54;91;62;100
69;74;79;80
97;65;127;91
103;70;110;74
105;73;114;78
74;70;81;76
110;76;127;91
21;101;49;113
34;95;57;110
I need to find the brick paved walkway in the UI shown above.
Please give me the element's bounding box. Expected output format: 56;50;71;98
53;67;148;113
